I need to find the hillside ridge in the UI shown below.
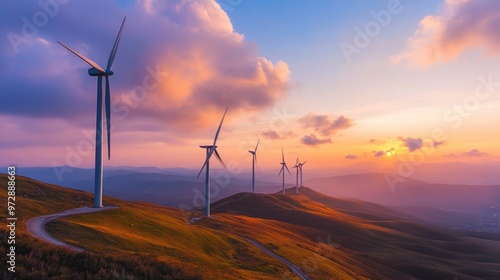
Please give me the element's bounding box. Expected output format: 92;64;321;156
1;174;500;280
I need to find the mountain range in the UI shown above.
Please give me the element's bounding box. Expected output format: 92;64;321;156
13;166;500;233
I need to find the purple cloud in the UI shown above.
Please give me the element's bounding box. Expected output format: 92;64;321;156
443;149;488;158
432;140;446;148
463;149;488;157
261;129;295;140
301;134;331;146
373;151;385;157
399;137;423;152
461;149;488;157
261;130;281;140
345;154;358;160
0;0;291;134
298;114;353;136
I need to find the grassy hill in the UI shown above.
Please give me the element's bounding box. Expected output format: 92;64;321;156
0;174;293;279
1;174;499;279
0;175;206;279
213;187;500;279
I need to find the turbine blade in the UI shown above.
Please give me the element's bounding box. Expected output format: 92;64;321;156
285;164;291;175
197;147;216;178
105;76;111;160
302;160;307;166
213;107;228;145
278;166;283;177
214;148;226;169
197;160;208;178
57;41;105;73
254;139;260;153
281;148;284;162
107;17;126;71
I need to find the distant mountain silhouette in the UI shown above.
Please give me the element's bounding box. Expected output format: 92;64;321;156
306;173;500;232
306;172;500;209
12;167;500;232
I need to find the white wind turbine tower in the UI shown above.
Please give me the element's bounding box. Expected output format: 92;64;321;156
299;160;307;190
248;139;260;194
293;158;300;195
57;17;126;208
278;149;291;195
197;107;228;217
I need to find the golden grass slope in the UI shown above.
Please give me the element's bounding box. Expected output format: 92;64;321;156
0;174;296;280
1;174;500;279
211;187;500;280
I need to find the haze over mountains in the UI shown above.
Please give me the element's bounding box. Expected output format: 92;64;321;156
328;161;500;185
12;163;500;233
307;173;500;233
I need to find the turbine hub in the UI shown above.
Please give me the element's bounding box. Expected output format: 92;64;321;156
88;68;114;76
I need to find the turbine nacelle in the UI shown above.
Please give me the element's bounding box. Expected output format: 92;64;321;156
200;145;216;149
88;68;114;76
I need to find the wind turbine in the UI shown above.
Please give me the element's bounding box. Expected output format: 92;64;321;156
299;160;307;190
57;17;126;208
248;139;260;194
293;158;300;195
278;149;291;195
197;107;228;217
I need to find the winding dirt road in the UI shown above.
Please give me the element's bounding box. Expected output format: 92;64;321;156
27;206;310;279
26;206;118;252
244;238;312;280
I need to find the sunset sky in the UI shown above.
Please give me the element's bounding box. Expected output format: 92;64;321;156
1;0;499;173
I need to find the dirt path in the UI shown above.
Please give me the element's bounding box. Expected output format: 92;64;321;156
26;206;118;252
244;237;312;280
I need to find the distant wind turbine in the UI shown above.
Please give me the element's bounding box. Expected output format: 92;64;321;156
299;160;307;190
248;139;260;194
57;17;126;208
197;107;228;217
278;149;291;195
293;158;300;195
